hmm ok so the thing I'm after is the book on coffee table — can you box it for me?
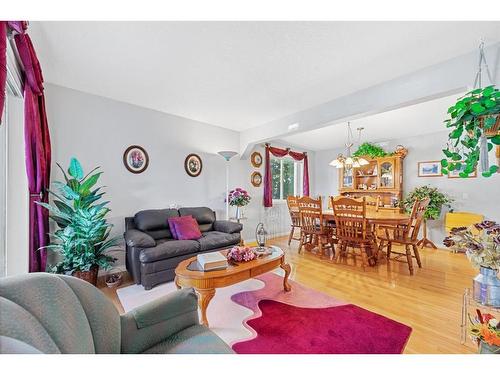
[197,251,228,271]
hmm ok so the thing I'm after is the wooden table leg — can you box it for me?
[280,262,292,292]
[196,288,216,327]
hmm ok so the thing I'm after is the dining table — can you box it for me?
[321,209,411,265]
[322,209,410,226]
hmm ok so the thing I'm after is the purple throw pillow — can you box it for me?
[169,216,202,240]
[167,216,185,239]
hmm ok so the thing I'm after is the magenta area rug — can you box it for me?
[231,273,412,354]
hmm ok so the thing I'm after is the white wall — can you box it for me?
[5,93,29,276]
[314,130,500,245]
[45,84,314,270]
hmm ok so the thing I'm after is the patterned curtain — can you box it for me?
[263,144,309,208]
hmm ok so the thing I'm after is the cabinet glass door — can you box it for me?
[379,161,394,188]
[342,168,353,188]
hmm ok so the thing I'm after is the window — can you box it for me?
[271,157,303,200]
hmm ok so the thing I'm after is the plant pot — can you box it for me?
[479,341,500,354]
[480,115,500,137]
[105,273,123,288]
[73,265,99,286]
[473,266,500,307]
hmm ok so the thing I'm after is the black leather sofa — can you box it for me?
[124,207,243,290]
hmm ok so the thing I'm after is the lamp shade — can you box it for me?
[217,151,238,161]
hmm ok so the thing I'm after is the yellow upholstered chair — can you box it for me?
[445,212,484,235]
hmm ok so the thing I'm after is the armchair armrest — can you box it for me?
[124,229,156,248]
[213,220,243,234]
[120,288,199,353]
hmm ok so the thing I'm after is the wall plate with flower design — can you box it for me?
[251,171,262,187]
[251,151,263,168]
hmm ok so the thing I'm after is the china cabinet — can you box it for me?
[338,155,404,211]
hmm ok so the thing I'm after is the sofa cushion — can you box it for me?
[178,207,215,232]
[139,240,200,263]
[196,231,240,252]
[134,209,180,240]
[143,324,234,354]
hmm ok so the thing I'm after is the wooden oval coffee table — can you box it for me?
[174,246,291,327]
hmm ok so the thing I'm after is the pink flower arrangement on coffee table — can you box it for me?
[227,246,256,262]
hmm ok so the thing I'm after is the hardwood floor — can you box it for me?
[101,236,478,354]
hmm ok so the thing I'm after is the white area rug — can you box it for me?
[116,275,278,345]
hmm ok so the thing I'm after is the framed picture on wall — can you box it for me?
[123,145,149,174]
[184,153,203,177]
[418,161,442,177]
[448,164,477,179]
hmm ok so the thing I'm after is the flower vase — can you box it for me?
[479,341,500,354]
[473,266,500,307]
[235,206,243,220]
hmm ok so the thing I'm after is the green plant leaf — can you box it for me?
[482,171,492,178]
[440,159,448,167]
[484,99,496,109]
[450,127,463,139]
[489,165,499,174]
[482,85,495,97]
[448,163,456,171]
[470,103,485,114]
[442,168,448,175]
[80,172,102,194]
[451,153,462,161]
[484,116,497,128]
[442,149,453,158]
[459,172,468,178]
[491,135,500,145]
[68,158,84,180]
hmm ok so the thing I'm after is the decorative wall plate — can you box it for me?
[123,145,149,174]
[184,153,203,177]
[251,151,263,168]
[251,171,262,187]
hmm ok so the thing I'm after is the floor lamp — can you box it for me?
[217,151,238,220]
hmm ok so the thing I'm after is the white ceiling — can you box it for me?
[30,21,500,131]
[279,92,463,151]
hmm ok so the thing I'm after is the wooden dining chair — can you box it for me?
[297,196,335,258]
[286,195,302,245]
[330,196,377,270]
[377,198,430,275]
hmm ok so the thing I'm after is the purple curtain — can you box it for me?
[263,144,310,208]
[10,21,52,272]
[0,21,6,123]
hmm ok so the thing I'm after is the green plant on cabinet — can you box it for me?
[352,142,392,158]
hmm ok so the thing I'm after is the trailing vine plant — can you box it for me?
[441,85,500,178]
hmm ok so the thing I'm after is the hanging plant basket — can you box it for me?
[481,114,500,137]
[441,85,500,178]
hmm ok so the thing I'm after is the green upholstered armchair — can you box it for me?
[0,273,233,354]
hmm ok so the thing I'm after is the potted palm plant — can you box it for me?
[36,158,119,285]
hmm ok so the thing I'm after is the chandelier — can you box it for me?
[329,122,369,169]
